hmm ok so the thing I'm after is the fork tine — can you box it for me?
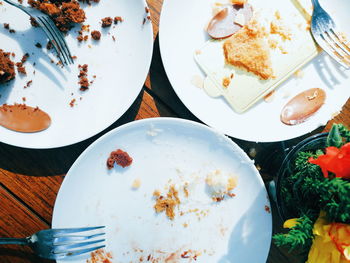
[328,29,350,56]
[53,245,106,259]
[35,17,67,65]
[53,239,105,253]
[54,232,105,243]
[318,33,350,69]
[52,226,105,236]
[322,33,350,66]
[41,16,73,64]
[37,16,68,65]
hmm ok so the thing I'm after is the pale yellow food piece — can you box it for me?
[223,20,274,80]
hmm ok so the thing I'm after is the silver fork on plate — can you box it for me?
[310,0,350,69]
[0,226,105,260]
[3,0,74,66]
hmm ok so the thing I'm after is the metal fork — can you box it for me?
[0,226,105,260]
[310,0,350,69]
[3,0,74,66]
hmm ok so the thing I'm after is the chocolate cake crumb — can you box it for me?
[21,53,29,63]
[3,23,16,33]
[0,49,16,83]
[114,16,123,24]
[71,55,77,60]
[15,62,26,75]
[77,25,89,42]
[22,97,26,102]
[69,98,76,107]
[24,80,33,88]
[35,42,42,48]
[91,30,101,40]
[145,7,149,13]
[46,41,53,50]
[112,35,116,41]
[78,64,90,90]
[30,17,39,27]
[28,0,86,32]
[101,17,113,27]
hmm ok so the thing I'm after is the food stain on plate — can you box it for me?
[0,104,51,133]
[280,88,326,125]
[207,3,253,39]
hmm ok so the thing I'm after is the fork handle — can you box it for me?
[311,0,321,8]
[0,238,29,245]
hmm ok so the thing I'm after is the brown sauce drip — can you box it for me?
[0,104,51,133]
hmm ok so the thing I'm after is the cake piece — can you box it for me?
[223,20,274,80]
[0,49,16,84]
[28,0,86,32]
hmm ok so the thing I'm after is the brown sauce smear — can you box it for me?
[207,4,253,39]
[280,88,326,125]
[0,104,51,133]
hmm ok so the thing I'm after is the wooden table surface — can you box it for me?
[0,0,349,262]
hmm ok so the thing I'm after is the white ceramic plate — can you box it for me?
[52,118,272,263]
[159,0,350,142]
[0,0,153,148]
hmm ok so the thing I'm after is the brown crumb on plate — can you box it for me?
[101,17,113,27]
[86,248,113,263]
[154,185,180,220]
[91,30,101,40]
[69,98,76,107]
[106,149,133,169]
[28,0,86,32]
[78,64,89,90]
[114,16,123,24]
[0,49,16,84]
[24,80,33,89]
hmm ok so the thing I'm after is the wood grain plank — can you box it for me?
[0,187,52,263]
[0,171,63,224]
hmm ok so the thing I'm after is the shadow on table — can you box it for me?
[0,89,143,176]
[147,35,201,121]
[0,247,53,263]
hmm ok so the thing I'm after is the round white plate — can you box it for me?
[0,0,153,148]
[159,0,350,142]
[52,118,272,263]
